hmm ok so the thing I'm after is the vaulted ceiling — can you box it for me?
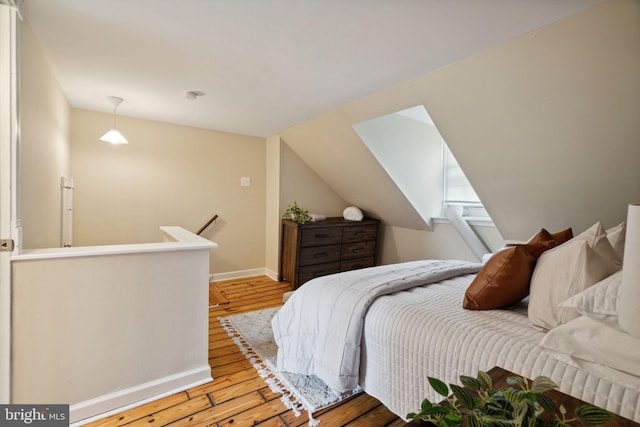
[23,0,604,138]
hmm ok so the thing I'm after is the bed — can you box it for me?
[272,222,640,423]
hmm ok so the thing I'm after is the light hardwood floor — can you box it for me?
[83,275,405,427]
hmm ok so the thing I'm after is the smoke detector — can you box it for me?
[184,91,205,100]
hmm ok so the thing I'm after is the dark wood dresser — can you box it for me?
[279,217,380,289]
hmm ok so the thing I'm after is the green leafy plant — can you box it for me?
[283,202,312,224]
[407,371,613,426]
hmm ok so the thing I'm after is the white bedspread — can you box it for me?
[272,259,482,392]
[360,274,640,422]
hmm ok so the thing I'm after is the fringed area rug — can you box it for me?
[219,307,362,426]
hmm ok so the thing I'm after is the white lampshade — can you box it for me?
[99,96,128,144]
[99,128,128,145]
[619,203,640,338]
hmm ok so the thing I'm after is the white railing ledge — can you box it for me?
[160,226,217,245]
[12,226,218,261]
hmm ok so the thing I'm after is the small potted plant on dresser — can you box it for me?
[407,368,617,427]
[283,202,312,224]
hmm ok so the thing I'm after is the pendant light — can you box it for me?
[99,96,129,144]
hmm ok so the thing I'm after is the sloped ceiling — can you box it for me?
[279,0,640,240]
[22,0,604,138]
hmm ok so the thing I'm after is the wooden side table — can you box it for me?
[405,367,639,426]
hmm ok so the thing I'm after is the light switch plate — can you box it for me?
[241,177,251,187]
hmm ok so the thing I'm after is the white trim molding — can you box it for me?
[0,2,19,404]
[210,267,279,283]
[70,366,212,425]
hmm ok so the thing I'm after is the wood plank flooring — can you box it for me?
[83,275,405,427]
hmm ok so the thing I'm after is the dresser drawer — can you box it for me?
[299,244,341,266]
[280,217,379,289]
[300,227,342,247]
[299,262,340,284]
[342,224,377,243]
[341,240,376,260]
[340,257,375,272]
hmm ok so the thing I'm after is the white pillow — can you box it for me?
[540,316,640,379]
[560,270,621,322]
[575,222,622,266]
[528,222,621,331]
[606,221,626,261]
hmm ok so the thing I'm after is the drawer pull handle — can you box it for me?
[353,248,364,253]
[315,234,330,238]
[314,252,328,258]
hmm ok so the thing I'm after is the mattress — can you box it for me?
[359,273,640,422]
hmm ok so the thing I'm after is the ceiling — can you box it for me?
[21,0,604,138]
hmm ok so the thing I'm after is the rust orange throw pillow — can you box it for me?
[463,241,557,310]
[528,227,573,245]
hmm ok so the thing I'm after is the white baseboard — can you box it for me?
[70,365,212,425]
[210,267,279,282]
[263,268,278,281]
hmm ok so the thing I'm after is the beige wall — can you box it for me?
[379,222,504,265]
[280,0,640,246]
[428,0,640,240]
[264,136,347,275]
[279,140,347,218]
[70,109,266,274]
[19,20,71,249]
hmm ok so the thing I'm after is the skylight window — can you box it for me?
[353,105,491,228]
[444,144,480,204]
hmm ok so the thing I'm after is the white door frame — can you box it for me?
[0,3,20,403]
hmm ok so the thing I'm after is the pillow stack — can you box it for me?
[527,222,622,331]
[537,222,637,384]
[462,228,572,310]
[463,221,626,327]
[523,215,637,385]
[559,270,622,323]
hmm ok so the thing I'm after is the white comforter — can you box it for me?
[360,274,640,422]
[271,259,482,392]
[273,260,640,423]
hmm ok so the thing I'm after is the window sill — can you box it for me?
[433,216,495,227]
